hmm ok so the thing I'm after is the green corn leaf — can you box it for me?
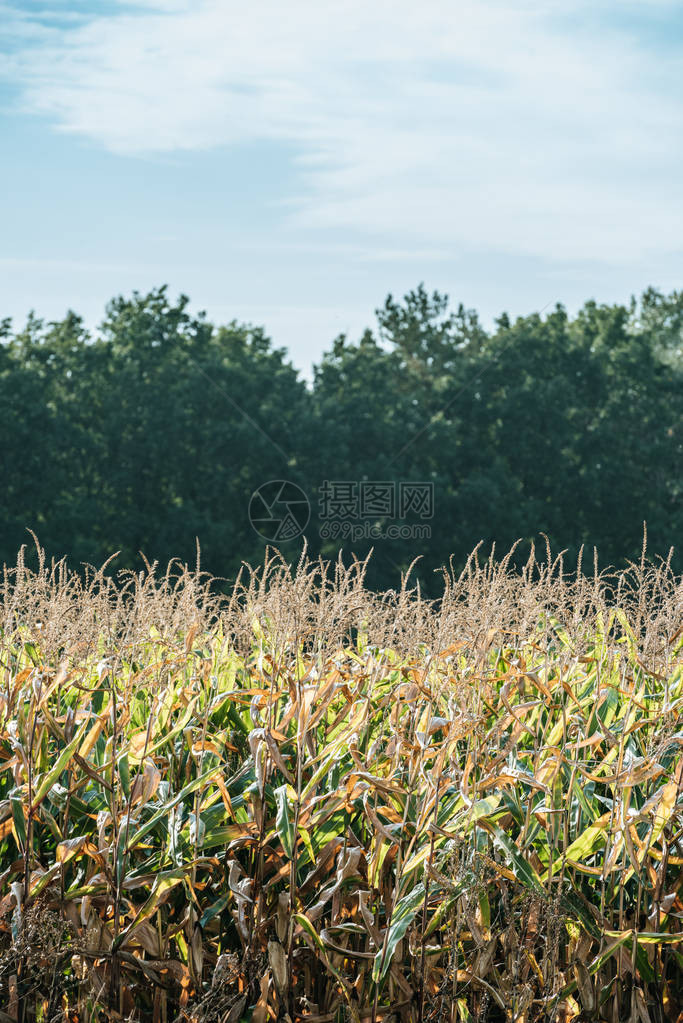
[275,784,295,859]
[119,753,131,800]
[32,714,93,808]
[113,869,188,950]
[294,912,350,993]
[542,820,608,881]
[200,893,230,928]
[604,929,683,945]
[125,766,217,853]
[490,826,544,894]
[10,789,26,851]
[372,883,426,983]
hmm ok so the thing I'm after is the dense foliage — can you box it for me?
[1,284,681,589]
[0,547,681,1022]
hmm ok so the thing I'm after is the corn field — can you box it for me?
[0,543,682,1023]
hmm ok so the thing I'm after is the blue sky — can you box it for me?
[2,0,683,372]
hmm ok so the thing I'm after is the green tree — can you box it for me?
[1,284,680,586]
[93,287,310,573]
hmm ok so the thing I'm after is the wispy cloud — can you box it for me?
[3,0,683,263]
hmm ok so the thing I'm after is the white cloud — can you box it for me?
[4,0,683,263]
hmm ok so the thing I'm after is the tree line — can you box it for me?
[1,284,681,591]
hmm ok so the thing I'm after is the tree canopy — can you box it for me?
[1,284,681,590]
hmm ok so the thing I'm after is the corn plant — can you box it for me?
[0,543,681,1022]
